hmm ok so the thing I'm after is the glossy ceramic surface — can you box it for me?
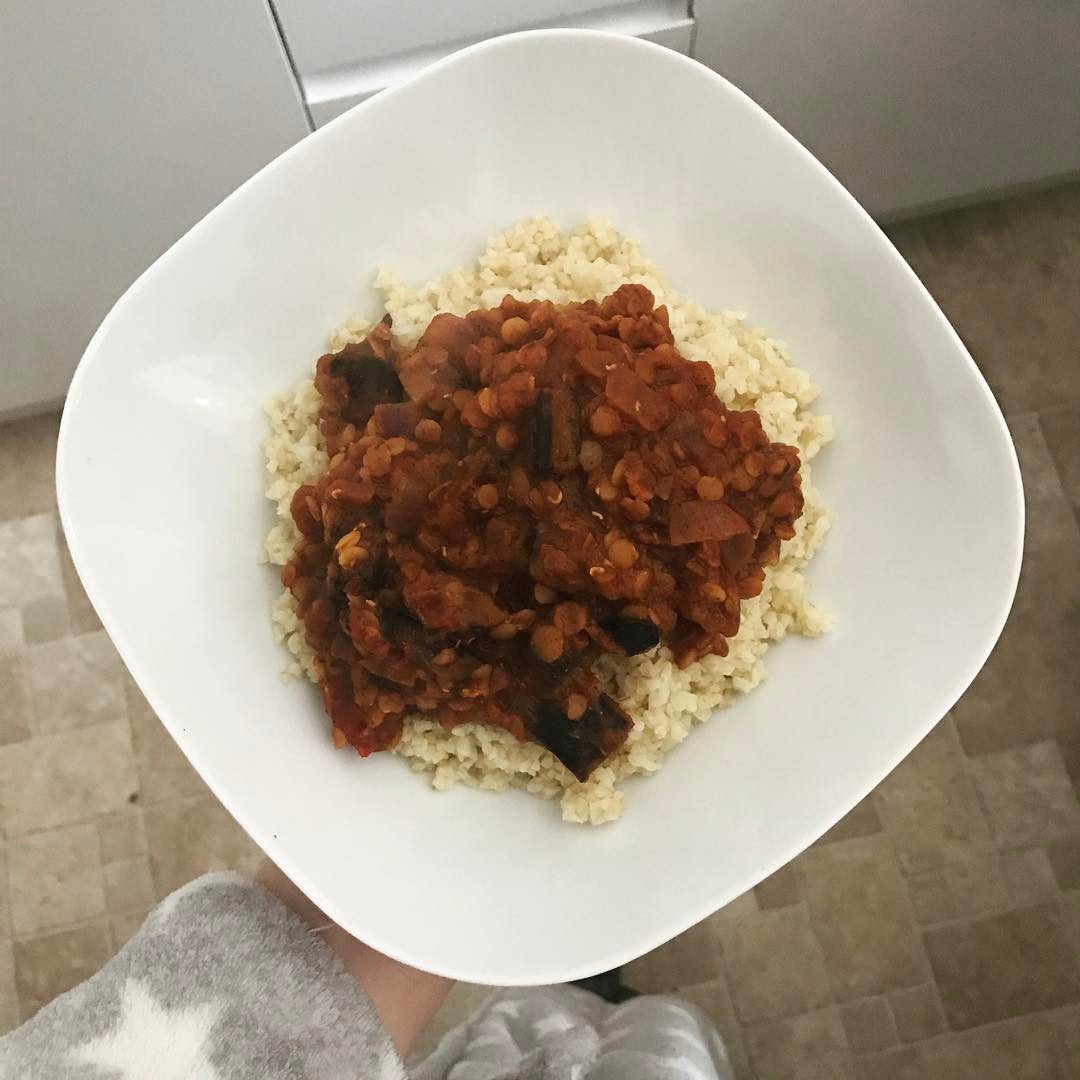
[57,31,1023,984]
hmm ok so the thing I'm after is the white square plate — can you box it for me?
[57,30,1023,984]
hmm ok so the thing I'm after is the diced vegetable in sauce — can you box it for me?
[284,285,803,779]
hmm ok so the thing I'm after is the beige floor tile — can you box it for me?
[0,609,25,658]
[0,414,60,525]
[887,196,1006,278]
[839,996,897,1055]
[1041,405,1080,520]
[0,843,9,938]
[753,863,801,911]
[905,869,957,926]
[906,855,1011,927]
[968,741,1080,849]
[56,528,102,636]
[707,890,759,926]
[27,630,125,734]
[103,856,155,914]
[940,853,1010,918]
[1047,835,1080,891]
[921,1011,1078,1080]
[13,920,112,1020]
[0,514,64,611]
[0,721,138,836]
[625,916,723,994]
[143,794,262,898]
[124,674,207,804]
[6,824,105,936]
[999,848,1060,907]
[20,595,69,647]
[1008,413,1080,552]
[954,543,1080,755]
[0,999,18,1037]
[874,719,990,874]
[994,183,1080,254]
[0,657,31,746]
[744,1007,854,1080]
[888,983,946,1042]
[96,807,147,865]
[676,977,754,1080]
[801,836,929,1002]
[812,795,881,846]
[110,907,152,951]
[1046,1002,1080,1077]
[896,184,1080,279]
[915,228,1080,417]
[0,941,16,1036]
[1059,726,1080,805]
[884,220,933,274]
[718,904,832,1024]
[1063,893,1080,964]
[852,1045,926,1080]
[923,902,1080,1031]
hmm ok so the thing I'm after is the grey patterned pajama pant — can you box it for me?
[0,873,734,1079]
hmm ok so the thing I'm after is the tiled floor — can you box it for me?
[2,182,1079,1076]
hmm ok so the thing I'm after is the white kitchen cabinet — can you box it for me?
[0,1,694,417]
[694,0,1080,218]
[3,0,1078,417]
[277,0,694,126]
[275,0,642,78]
[0,1,311,417]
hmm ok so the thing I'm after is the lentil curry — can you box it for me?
[283,284,804,781]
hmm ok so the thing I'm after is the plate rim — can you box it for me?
[55,27,1025,984]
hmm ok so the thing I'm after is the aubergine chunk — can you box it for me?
[598,614,661,656]
[531,695,633,781]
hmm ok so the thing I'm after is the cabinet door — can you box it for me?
[275,0,651,78]
[0,0,311,415]
[273,0,693,126]
[695,0,1080,218]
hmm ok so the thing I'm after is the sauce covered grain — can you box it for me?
[284,285,803,780]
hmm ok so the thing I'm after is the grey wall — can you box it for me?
[694,0,1080,219]
[0,0,311,416]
